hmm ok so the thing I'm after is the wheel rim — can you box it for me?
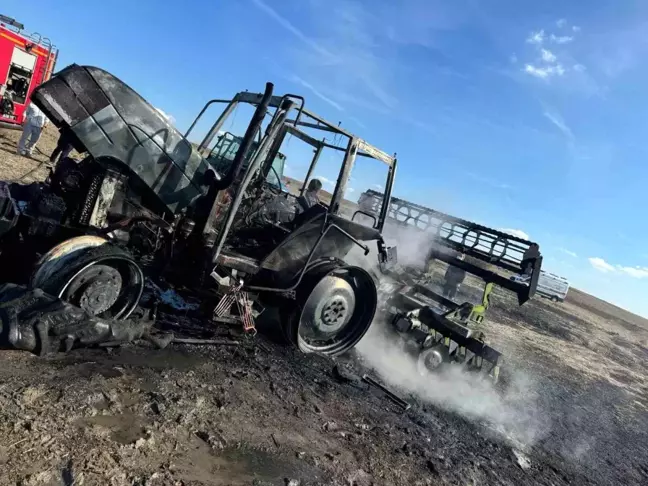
[299,275,356,340]
[293,265,377,356]
[65,264,122,315]
[58,257,144,319]
[417,345,447,376]
[30,237,144,320]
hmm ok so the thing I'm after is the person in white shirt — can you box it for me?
[17,101,48,157]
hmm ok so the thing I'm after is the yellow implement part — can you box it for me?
[469,282,493,325]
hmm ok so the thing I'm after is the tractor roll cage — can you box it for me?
[184,92,398,235]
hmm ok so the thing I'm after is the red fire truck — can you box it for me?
[0,14,58,127]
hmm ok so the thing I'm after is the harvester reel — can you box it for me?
[283,262,377,356]
[30,236,144,320]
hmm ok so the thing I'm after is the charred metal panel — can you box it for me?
[31,65,211,214]
[327,214,381,242]
[216,251,261,275]
[261,217,354,276]
[356,139,393,165]
[260,213,380,277]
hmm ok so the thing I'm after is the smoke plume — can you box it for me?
[347,222,548,448]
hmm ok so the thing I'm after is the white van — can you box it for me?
[510,271,570,302]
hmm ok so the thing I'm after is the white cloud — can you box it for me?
[155,108,175,124]
[572,26,581,33]
[541,48,557,63]
[251,0,335,60]
[588,257,648,278]
[618,266,648,279]
[524,64,549,78]
[543,110,573,139]
[373,183,383,190]
[291,75,344,111]
[558,248,578,258]
[499,228,530,240]
[526,29,545,45]
[589,257,615,273]
[510,54,518,64]
[349,116,366,129]
[524,63,565,79]
[521,24,584,82]
[252,0,398,111]
[347,187,355,193]
[550,34,574,44]
[464,171,511,190]
[526,30,546,45]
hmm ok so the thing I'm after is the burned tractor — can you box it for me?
[0,64,398,356]
[357,190,543,383]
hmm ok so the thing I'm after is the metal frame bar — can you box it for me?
[187,87,399,249]
[329,137,358,215]
[191,91,396,168]
[300,145,323,197]
[210,99,294,262]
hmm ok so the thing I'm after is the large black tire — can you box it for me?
[282,261,377,356]
[30,236,144,319]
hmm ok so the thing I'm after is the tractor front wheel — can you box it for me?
[30,236,144,319]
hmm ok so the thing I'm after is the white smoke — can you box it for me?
[346,223,548,448]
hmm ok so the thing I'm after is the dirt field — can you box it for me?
[1,126,647,485]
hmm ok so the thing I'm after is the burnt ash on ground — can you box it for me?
[1,126,648,485]
[0,320,603,486]
[0,300,646,485]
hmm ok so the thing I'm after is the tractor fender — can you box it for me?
[31,236,110,291]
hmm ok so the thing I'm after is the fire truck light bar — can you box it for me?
[0,15,24,31]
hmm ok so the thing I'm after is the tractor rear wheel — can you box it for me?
[282,261,377,356]
[30,236,144,319]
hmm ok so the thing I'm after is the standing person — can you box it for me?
[17,101,48,157]
[442,254,466,301]
[50,128,76,165]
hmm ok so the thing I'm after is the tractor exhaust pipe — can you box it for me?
[213,82,274,190]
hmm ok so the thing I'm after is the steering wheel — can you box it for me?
[266,165,283,195]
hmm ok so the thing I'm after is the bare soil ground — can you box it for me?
[1,127,647,485]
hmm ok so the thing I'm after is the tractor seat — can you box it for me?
[288,203,327,231]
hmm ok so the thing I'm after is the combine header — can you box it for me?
[358,189,543,383]
[0,14,58,127]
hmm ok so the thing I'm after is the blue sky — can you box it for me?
[6,0,648,317]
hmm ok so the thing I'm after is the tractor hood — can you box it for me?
[30,64,213,215]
